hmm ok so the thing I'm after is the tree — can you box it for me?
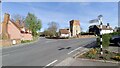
[25,13,42,36]
[43,22,59,38]
[43,30,49,36]
[48,22,59,37]
[12,14,25,23]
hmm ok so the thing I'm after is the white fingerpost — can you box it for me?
[98,15,103,55]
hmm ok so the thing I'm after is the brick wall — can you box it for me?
[21,33,33,40]
[0,39,21,47]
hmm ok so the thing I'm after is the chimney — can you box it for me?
[3,13,10,24]
[107,23,110,28]
[2,13,10,39]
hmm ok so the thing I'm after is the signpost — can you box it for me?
[89,15,103,55]
[98,15,103,55]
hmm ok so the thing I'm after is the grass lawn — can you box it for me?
[21,36,39,43]
[78,48,120,62]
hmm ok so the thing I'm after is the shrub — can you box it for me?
[87,53,96,59]
[21,40,32,43]
[97,34,111,47]
[90,49,97,54]
[102,34,111,47]
[112,56,120,61]
[102,54,111,60]
[110,32,120,36]
[97,32,120,48]
[86,49,97,59]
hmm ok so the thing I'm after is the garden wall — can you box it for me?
[0,39,21,47]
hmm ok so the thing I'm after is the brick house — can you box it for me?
[59,29,71,38]
[70,20,81,36]
[89,23,113,35]
[1,13,33,45]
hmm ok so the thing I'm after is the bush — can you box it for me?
[21,40,32,43]
[86,48,97,59]
[102,34,111,47]
[112,56,120,61]
[97,32,120,48]
[110,32,120,36]
[97,34,111,47]
[87,53,96,59]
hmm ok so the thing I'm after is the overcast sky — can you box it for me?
[2,2,118,32]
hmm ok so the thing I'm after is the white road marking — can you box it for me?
[73,49,86,56]
[74,48,90,59]
[68,47,82,54]
[78,49,88,55]
[43,60,58,68]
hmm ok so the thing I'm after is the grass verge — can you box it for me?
[21,36,39,43]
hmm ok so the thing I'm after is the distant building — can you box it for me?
[89,23,113,35]
[69,20,81,36]
[59,29,71,38]
[114,27,120,32]
[117,27,120,32]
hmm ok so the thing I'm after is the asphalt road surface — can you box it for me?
[2,37,96,66]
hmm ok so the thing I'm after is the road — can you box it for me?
[2,37,96,66]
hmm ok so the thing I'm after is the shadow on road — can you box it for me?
[109,44,120,47]
[83,41,99,49]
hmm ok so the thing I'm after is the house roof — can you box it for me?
[59,29,69,34]
[10,20,21,31]
[10,20,29,31]
[96,25,113,30]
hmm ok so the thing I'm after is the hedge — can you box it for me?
[97,32,120,48]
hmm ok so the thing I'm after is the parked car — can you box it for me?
[110,35,120,46]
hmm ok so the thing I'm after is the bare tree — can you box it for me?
[12,14,25,23]
[48,22,58,31]
[46,21,59,37]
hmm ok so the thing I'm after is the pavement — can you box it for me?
[55,57,118,66]
[108,45,120,53]
[2,37,96,66]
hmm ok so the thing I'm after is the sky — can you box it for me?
[2,0,119,2]
[2,2,118,32]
